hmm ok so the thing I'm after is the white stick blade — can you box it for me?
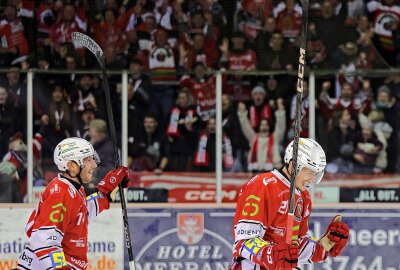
[71,32,103,58]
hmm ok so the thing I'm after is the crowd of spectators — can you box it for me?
[0,0,400,201]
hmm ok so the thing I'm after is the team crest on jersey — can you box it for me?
[294,198,303,222]
[177,213,204,245]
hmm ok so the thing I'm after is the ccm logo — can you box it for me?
[184,190,237,201]
[297,47,306,93]
[266,246,273,264]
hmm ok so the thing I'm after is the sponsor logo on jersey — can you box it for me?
[269,225,286,236]
[236,229,261,236]
[68,187,76,198]
[263,177,277,186]
[50,184,61,194]
[70,237,86,247]
[19,251,33,266]
[294,197,304,222]
[49,250,67,268]
[177,213,204,245]
[71,256,88,268]
[110,176,116,183]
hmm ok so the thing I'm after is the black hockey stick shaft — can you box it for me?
[286,0,309,245]
[71,32,136,270]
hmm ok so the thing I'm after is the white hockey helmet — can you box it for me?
[54,137,100,171]
[284,138,326,184]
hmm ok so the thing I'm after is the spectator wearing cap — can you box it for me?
[0,85,15,158]
[237,98,286,173]
[89,119,114,181]
[0,4,29,67]
[40,84,72,158]
[245,85,273,132]
[129,113,170,175]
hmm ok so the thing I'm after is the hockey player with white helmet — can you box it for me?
[17,137,129,270]
[230,138,350,270]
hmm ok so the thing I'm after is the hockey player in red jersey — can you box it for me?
[230,138,349,269]
[17,137,129,270]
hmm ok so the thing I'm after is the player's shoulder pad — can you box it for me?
[45,177,79,200]
[244,172,279,188]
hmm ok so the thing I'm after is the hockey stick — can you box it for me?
[285,0,309,245]
[71,32,136,270]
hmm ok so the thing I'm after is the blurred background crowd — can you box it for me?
[0,0,399,202]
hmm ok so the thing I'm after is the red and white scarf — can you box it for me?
[166,107,195,137]
[249,105,272,130]
[248,134,274,171]
[167,107,181,136]
[194,132,234,168]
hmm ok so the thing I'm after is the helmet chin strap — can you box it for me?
[66,166,84,185]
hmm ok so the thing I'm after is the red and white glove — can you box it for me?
[265,243,299,269]
[320,215,350,257]
[97,166,129,200]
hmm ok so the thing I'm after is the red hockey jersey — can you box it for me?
[231,169,319,269]
[17,175,109,269]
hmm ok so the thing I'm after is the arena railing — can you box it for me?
[4,67,398,203]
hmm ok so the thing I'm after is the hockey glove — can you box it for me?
[319,215,349,257]
[97,166,129,201]
[236,238,299,269]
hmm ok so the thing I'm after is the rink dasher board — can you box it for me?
[1,204,399,270]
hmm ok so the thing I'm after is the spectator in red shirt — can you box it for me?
[92,8,128,54]
[179,62,217,123]
[275,0,303,44]
[220,31,256,102]
[47,3,86,59]
[0,4,29,66]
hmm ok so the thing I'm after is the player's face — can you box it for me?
[295,167,317,191]
[80,156,98,183]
